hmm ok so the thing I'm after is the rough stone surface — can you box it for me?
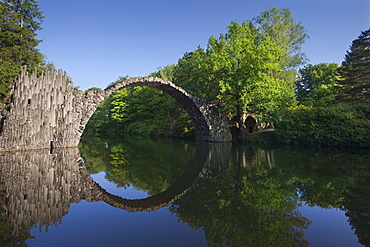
[0,67,231,151]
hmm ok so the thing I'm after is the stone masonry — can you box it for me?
[0,67,231,151]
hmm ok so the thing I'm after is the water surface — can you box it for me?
[0,136,368,246]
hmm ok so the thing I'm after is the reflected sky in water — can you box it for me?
[299,205,360,247]
[29,197,206,247]
[0,136,367,246]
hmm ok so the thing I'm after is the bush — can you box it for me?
[276,99,370,148]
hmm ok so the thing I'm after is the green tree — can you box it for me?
[158,64,176,81]
[107,71,195,138]
[252,7,308,97]
[82,95,114,136]
[110,87,130,124]
[206,21,294,139]
[85,87,102,92]
[340,28,370,99]
[295,63,342,106]
[253,7,308,70]
[0,0,44,99]
[110,86,182,136]
[276,100,370,148]
[0,59,18,98]
[82,77,129,137]
[174,20,298,140]
[107,75,130,87]
[173,47,217,99]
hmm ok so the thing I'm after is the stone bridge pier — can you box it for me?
[0,67,231,151]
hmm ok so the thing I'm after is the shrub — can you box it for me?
[276,99,370,147]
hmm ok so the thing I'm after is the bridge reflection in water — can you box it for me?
[1,141,367,246]
[0,142,229,236]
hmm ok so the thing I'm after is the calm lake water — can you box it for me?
[0,135,369,246]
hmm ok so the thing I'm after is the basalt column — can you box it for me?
[0,67,82,150]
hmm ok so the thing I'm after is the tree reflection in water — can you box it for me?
[0,134,368,246]
[170,145,311,247]
[169,144,370,246]
[80,135,370,246]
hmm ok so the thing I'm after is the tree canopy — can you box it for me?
[252,7,308,91]
[0,0,44,100]
[340,27,370,99]
[252,7,308,69]
[78,9,369,147]
[295,63,342,106]
[173,19,297,140]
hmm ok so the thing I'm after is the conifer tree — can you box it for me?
[340,28,370,99]
[0,0,44,100]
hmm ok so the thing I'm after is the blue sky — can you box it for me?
[37,0,369,91]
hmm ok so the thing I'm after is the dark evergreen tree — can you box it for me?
[0,0,44,100]
[340,28,370,99]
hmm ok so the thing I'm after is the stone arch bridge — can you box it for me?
[0,67,231,151]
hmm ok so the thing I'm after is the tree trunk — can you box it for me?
[236,104,246,141]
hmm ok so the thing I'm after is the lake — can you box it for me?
[0,135,369,246]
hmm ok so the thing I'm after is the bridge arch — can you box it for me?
[82,77,214,142]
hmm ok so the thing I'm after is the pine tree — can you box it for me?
[340,28,370,99]
[0,0,44,100]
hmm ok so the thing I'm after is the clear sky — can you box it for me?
[37,0,370,91]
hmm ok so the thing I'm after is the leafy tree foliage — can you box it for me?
[340,28,370,99]
[0,0,44,100]
[252,7,308,70]
[295,63,342,106]
[158,64,176,81]
[174,21,296,140]
[85,87,102,92]
[252,7,309,99]
[213,21,295,112]
[111,87,169,134]
[173,47,215,98]
[276,28,370,148]
[276,97,370,147]
[83,71,195,139]
[109,86,194,138]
